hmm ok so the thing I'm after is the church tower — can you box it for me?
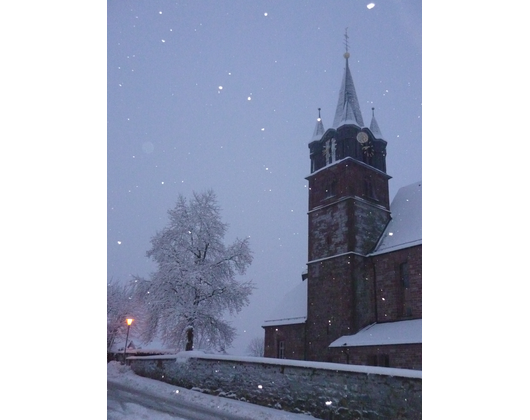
[305,43,392,361]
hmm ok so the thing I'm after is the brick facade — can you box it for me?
[305,253,375,361]
[370,245,422,322]
[264,323,306,360]
[328,343,422,370]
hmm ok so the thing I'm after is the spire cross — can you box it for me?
[343,28,349,53]
[318,108,321,119]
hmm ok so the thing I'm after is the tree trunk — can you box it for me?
[185,327,194,351]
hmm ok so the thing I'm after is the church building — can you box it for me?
[262,46,422,371]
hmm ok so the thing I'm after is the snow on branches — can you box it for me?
[134,190,254,352]
[107,278,137,351]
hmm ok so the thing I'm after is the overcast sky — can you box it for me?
[107,0,422,354]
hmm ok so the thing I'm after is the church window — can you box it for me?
[400,262,412,318]
[378,354,389,367]
[400,262,410,288]
[277,341,285,359]
[322,138,337,165]
[323,141,331,165]
[368,354,389,367]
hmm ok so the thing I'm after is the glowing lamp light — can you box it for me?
[123,318,135,364]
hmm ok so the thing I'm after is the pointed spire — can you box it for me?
[311,107,325,141]
[333,29,364,129]
[340,93,357,125]
[369,107,383,139]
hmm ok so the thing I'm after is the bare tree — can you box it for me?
[134,190,254,352]
[107,278,137,351]
[246,336,265,357]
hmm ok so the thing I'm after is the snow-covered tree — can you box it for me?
[107,278,137,351]
[246,336,265,357]
[134,190,254,352]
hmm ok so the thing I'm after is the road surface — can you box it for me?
[107,380,252,420]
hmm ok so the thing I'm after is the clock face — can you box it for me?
[356,131,369,144]
[362,144,375,157]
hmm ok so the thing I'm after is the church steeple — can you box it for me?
[369,107,383,139]
[305,34,392,362]
[311,108,325,141]
[332,30,364,129]
[308,33,388,175]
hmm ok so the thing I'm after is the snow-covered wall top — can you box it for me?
[129,350,421,379]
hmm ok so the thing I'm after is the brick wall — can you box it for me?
[370,245,422,322]
[263,323,306,359]
[264,246,422,366]
[328,343,422,370]
[306,254,376,361]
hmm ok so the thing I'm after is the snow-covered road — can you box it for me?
[108,380,249,420]
[107,361,318,420]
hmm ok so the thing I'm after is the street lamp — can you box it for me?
[123,318,134,364]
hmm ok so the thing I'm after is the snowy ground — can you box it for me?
[107,361,318,419]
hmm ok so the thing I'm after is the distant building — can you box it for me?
[262,48,421,370]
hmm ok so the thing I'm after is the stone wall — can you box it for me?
[128,352,421,420]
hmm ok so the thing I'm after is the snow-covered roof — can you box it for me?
[329,319,422,347]
[261,280,307,327]
[371,181,422,255]
[306,156,388,180]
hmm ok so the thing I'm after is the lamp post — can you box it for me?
[123,318,134,364]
